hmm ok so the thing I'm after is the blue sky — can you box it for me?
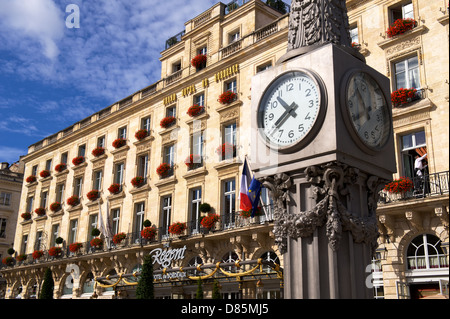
[0,0,223,163]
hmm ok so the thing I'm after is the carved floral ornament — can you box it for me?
[260,162,388,254]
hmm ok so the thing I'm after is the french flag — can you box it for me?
[239,159,253,212]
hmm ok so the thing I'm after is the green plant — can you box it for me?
[136,254,154,299]
[91,228,101,237]
[7,248,15,256]
[212,280,221,299]
[195,279,204,299]
[199,203,211,213]
[55,237,64,245]
[39,268,54,299]
[143,219,152,227]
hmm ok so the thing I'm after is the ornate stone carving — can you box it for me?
[287,0,351,51]
[261,162,385,254]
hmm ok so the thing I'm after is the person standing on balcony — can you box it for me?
[414,152,428,196]
[415,153,427,177]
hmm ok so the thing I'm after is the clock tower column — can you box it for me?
[250,0,396,299]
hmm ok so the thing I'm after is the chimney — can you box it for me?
[1,162,9,170]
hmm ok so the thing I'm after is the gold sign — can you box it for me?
[163,93,177,106]
[215,64,239,82]
[182,84,196,97]
[202,78,209,88]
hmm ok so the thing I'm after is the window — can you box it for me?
[93,170,103,191]
[401,130,427,179]
[61,152,68,165]
[141,116,151,132]
[257,62,272,73]
[394,56,420,90]
[118,126,127,140]
[31,165,38,177]
[134,202,145,234]
[56,183,65,203]
[0,218,7,238]
[78,144,86,157]
[166,105,177,118]
[407,234,448,270]
[88,214,98,241]
[111,208,120,235]
[349,25,359,44]
[40,191,48,208]
[172,61,182,73]
[390,1,414,23]
[69,219,78,244]
[73,177,83,197]
[45,159,52,171]
[35,231,43,250]
[198,46,207,55]
[221,122,237,160]
[26,196,34,213]
[163,144,175,172]
[0,192,11,206]
[194,93,205,107]
[226,79,237,94]
[21,235,28,255]
[137,154,149,180]
[190,188,202,234]
[50,224,60,247]
[190,131,204,168]
[229,30,240,44]
[161,195,172,238]
[223,179,236,228]
[97,136,105,148]
[114,162,125,185]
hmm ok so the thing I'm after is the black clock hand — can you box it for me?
[268,102,298,137]
[277,96,298,118]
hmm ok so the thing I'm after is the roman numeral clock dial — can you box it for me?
[257,70,326,152]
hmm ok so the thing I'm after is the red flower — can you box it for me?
[16,254,27,262]
[185,154,202,170]
[168,222,187,235]
[2,257,15,266]
[131,176,145,187]
[391,88,417,106]
[92,147,105,157]
[187,104,205,117]
[191,54,207,69]
[240,207,263,218]
[67,195,80,207]
[69,243,83,253]
[26,176,37,184]
[384,177,414,194]
[135,129,149,141]
[50,202,62,212]
[216,143,236,158]
[218,91,237,104]
[54,163,67,173]
[201,214,220,229]
[86,190,100,201]
[32,250,44,260]
[48,246,62,257]
[113,232,127,244]
[160,116,176,129]
[108,183,121,194]
[34,207,46,217]
[157,163,172,177]
[90,238,103,248]
[141,226,157,240]
[21,212,32,220]
[387,18,417,38]
[72,156,85,166]
[40,170,51,178]
[112,138,127,149]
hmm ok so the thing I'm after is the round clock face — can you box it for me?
[257,71,324,151]
[346,71,391,150]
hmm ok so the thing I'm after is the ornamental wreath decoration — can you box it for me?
[86,190,100,201]
[92,147,105,157]
[55,163,67,173]
[386,18,417,38]
[67,195,80,207]
[48,246,62,257]
[113,232,127,245]
[218,91,237,104]
[168,222,187,235]
[32,250,44,260]
[156,163,172,177]
[72,156,85,166]
[26,176,37,184]
[141,226,157,240]
[186,104,205,117]
[135,129,149,141]
[69,242,83,253]
[112,138,127,149]
[391,88,417,107]
[384,177,414,194]
[108,183,121,194]
[131,176,145,187]
[160,116,176,129]
[200,214,220,229]
[191,54,207,69]
[40,170,51,178]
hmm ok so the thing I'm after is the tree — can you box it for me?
[195,279,204,299]
[212,280,221,299]
[266,0,287,14]
[136,254,154,299]
[39,268,54,299]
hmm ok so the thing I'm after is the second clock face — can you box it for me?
[257,71,322,150]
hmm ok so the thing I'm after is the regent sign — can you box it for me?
[149,245,187,268]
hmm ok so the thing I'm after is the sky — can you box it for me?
[0,0,225,164]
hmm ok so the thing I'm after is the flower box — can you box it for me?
[50,202,62,212]
[108,183,122,195]
[21,212,32,221]
[135,129,149,141]
[240,207,263,218]
[185,154,202,170]
[2,257,14,266]
[141,226,157,240]
[34,207,46,217]
[187,104,205,117]
[351,42,361,49]
[26,175,37,184]
[168,222,187,235]
[16,254,27,262]
[48,246,62,257]
[216,143,236,159]
[191,54,207,69]
[160,116,176,129]
[387,18,417,38]
[86,190,100,201]
[384,177,414,194]
[32,250,44,260]
[54,163,67,173]
[157,163,172,178]
[40,170,51,178]
[90,237,103,249]
[69,242,83,253]
[391,88,418,107]
[67,195,80,207]
[201,214,220,229]
[112,138,127,149]
[218,91,237,104]
[113,232,127,245]
[72,156,85,166]
[131,176,145,188]
[92,147,105,157]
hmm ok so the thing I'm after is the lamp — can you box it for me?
[375,246,388,260]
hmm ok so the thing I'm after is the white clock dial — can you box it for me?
[346,72,390,150]
[258,71,322,150]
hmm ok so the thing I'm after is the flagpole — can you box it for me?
[245,155,269,220]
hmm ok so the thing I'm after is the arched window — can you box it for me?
[260,251,280,272]
[221,251,239,272]
[406,234,448,270]
[82,272,95,295]
[187,256,203,276]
